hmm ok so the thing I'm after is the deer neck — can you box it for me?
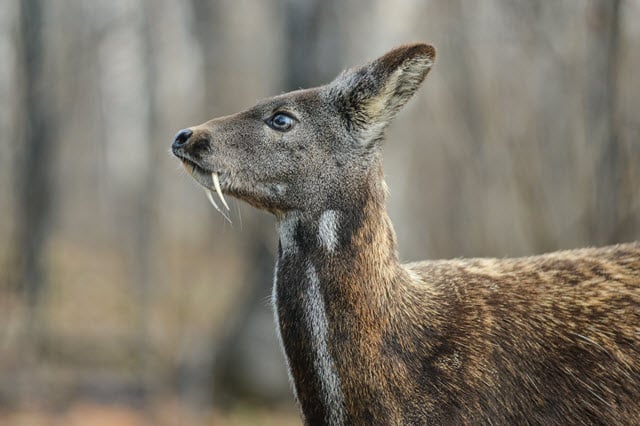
[275,163,401,307]
[272,163,402,424]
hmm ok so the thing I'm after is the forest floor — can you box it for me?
[0,398,300,426]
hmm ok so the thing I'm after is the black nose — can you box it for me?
[172,128,193,149]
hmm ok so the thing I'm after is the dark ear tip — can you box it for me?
[380,42,436,71]
[403,42,436,62]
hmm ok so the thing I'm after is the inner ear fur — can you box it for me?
[331,43,435,136]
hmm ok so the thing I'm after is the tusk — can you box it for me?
[211,172,230,210]
[205,188,221,211]
[205,189,232,224]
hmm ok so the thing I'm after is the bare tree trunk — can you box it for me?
[586,0,622,244]
[9,0,56,405]
[419,0,489,257]
[127,0,162,413]
[14,0,54,338]
[189,0,223,112]
[283,0,343,88]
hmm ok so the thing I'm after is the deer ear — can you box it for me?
[330,43,435,142]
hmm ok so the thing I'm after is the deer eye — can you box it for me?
[266,112,296,132]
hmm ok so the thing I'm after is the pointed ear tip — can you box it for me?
[382,43,436,69]
[406,42,436,62]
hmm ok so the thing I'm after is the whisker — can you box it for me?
[236,199,244,231]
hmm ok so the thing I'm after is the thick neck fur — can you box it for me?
[276,159,400,283]
[273,157,640,425]
[273,160,405,424]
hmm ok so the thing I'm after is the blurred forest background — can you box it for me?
[1,0,639,424]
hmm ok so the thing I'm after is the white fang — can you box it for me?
[205,189,232,224]
[318,210,340,253]
[305,263,345,425]
[211,172,230,210]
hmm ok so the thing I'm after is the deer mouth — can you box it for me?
[178,157,232,223]
[179,157,208,178]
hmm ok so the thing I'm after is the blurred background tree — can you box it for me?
[0,0,638,424]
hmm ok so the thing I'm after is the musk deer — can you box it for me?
[172,43,640,425]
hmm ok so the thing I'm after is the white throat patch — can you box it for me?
[271,261,301,411]
[318,210,340,253]
[304,263,345,425]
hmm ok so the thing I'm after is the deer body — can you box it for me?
[173,43,640,424]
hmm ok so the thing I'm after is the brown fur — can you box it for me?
[288,164,640,424]
[173,43,640,424]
